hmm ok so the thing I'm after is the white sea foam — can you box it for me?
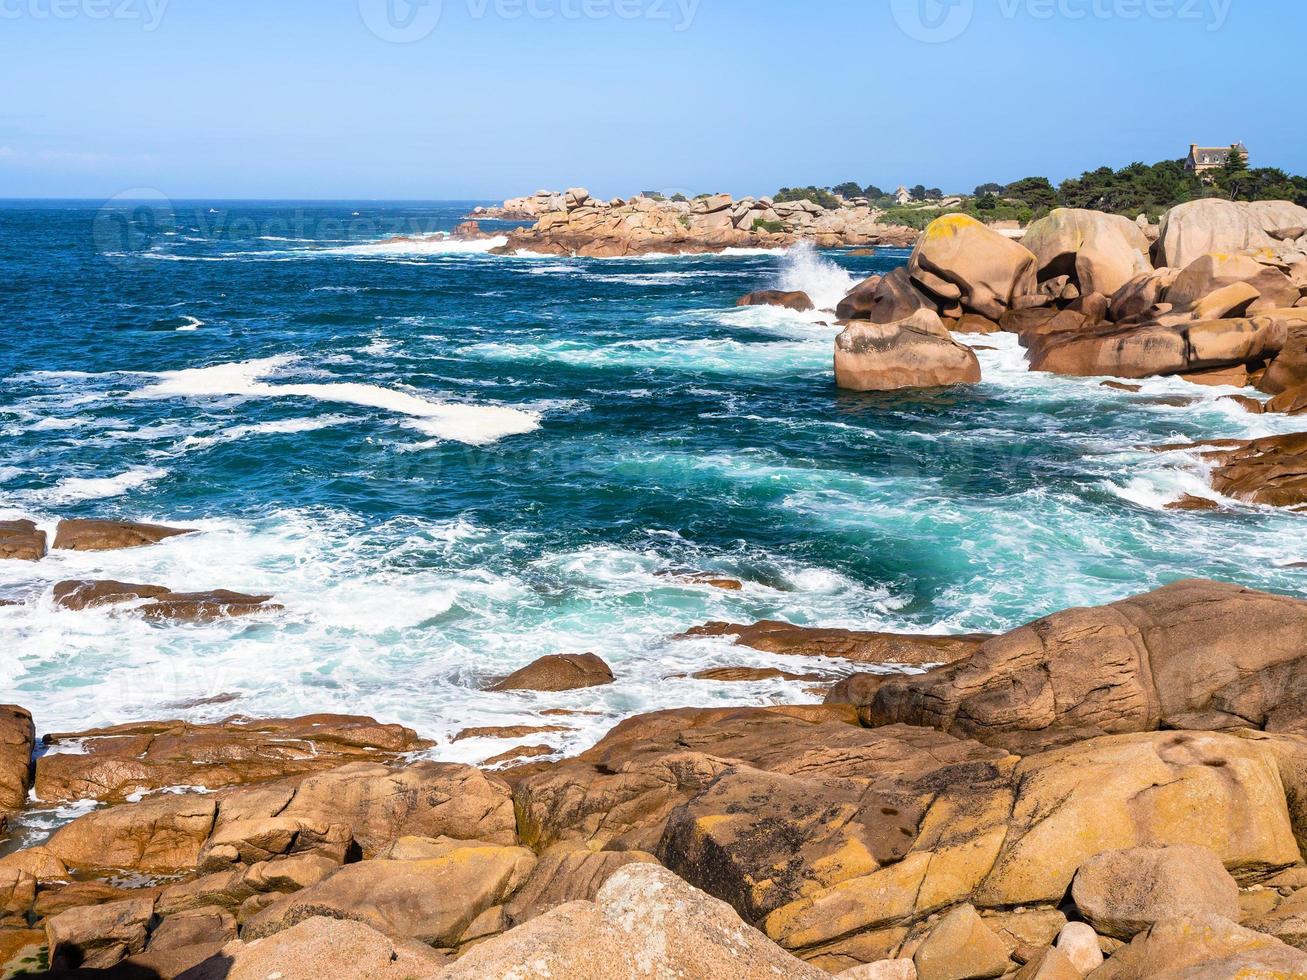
[133,357,540,445]
[777,242,857,312]
[33,466,168,505]
[324,236,508,257]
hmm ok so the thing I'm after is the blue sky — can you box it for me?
[0,0,1300,199]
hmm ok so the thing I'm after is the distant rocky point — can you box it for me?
[467,187,919,257]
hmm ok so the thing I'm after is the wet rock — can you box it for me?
[869,579,1307,743]
[454,724,572,742]
[36,714,429,804]
[1071,845,1240,940]
[1203,433,1307,509]
[0,706,34,832]
[489,653,615,692]
[46,793,219,874]
[0,520,46,561]
[737,289,815,312]
[683,619,989,666]
[1261,321,1307,392]
[658,571,744,590]
[835,309,982,391]
[1166,494,1221,512]
[244,845,536,946]
[1100,380,1142,392]
[140,589,281,622]
[52,579,171,611]
[441,863,828,980]
[688,666,827,682]
[483,744,555,766]
[1179,364,1250,387]
[837,274,886,320]
[954,313,1001,334]
[1267,383,1307,414]
[1091,913,1307,979]
[52,518,195,552]
[45,895,155,971]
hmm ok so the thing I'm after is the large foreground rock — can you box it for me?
[35,714,429,804]
[835,309,982,391]
[870,579,1307,743]
[1021,208,1152,298]
[442,863,828,979]
[908,214,1038,319]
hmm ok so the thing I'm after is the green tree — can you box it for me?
[974,182,1003,197]
[862,184,885,199]
[975,192,998,211]
[910,184,928,201]
[1004,176,1059,210]
[831,181,865,199]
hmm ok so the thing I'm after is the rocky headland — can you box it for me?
[468,188,919,257]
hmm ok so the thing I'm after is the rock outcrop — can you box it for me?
[489,653,615,692]
[682,620,989,666]
[835,309,982,391]
[1157,199,1307,270]
[0,706,34,836]
[52,579,281,620]
[868,579,1307,744]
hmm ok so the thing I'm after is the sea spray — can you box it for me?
[777,241,858,311]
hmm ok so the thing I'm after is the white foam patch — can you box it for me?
[466,336,830,376]
[132,357,540,446]
[31,466,168,506]
[323,236,508,257]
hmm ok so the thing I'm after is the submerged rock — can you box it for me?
[52,518,195,552]
[52,580,281,620]
[489,653,615,692]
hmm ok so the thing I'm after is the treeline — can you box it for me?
[801,154,1307,224]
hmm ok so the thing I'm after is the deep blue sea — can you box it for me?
[2,200,1304,761]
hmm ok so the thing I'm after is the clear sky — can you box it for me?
[0,0,1300,199]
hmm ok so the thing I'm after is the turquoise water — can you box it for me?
[1,201,1304,762]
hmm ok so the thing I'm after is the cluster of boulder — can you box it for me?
[5,579,1307,976]
[830,200,1307,397]
[0,519,281,622]
[472,188,918,258]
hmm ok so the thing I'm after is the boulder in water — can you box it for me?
[736,289,814,312]
[0,520,46,561]
[52,519,195,552]
[489,653,615,692]
[835,309,982,391]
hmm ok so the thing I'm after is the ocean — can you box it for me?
[1,200,1303,765]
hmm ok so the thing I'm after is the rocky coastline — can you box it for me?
[4,197,1307,979]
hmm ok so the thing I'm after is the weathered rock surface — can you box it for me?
[35,714,429,804]
[502,847,659,926]
[682,620,989,666]
[1030,314,1288,379]
[737,289,815,312]
[442,863,829,979]
[244,845,536,946]
[912,904,1011,980]
[1022,208,1152,298]
[184,916,447,980]
[837,274,885,320]
[1204,432,1307,509]
[0,706,34,832]
[869,579,1307,742]
[1158,199,1307,270]
[45,895,155,971]
[141,589,282,622]
[0,520,46,561]
[52,579,171,611]
[52,518,195,552]
[1091,913,1307,979]
[1071,845,1240,939]
[489,652,615,692]
[835,309,982,391]
[1168,252,1302,314]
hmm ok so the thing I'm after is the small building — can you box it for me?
[894,186,912,206]
[1186,142,1249,176]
